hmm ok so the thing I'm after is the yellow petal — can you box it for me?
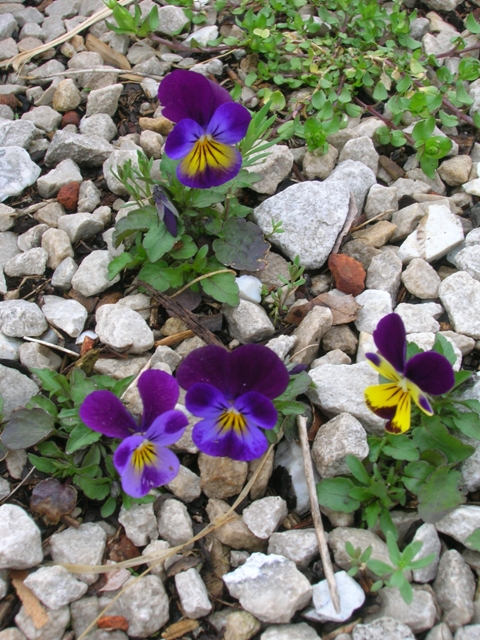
[406,379,434,416]
[365,382,411,434]
[366,353,402,383]
[180,137,237,177]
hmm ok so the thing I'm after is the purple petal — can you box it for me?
[138,370,180,431]
[153,186,179,237]
[177,344,289,400]
[373,313,406,374]
[114,435,180,498]
[79,390,137,438]
[192,416,268,461]
[235,391,277,430]
[158,69,232,128]
[185,383,228,418]
[205,103,252,145]
[176,140,242,189]
[164,118,203,160]
[145,409,188,446]
[163,205,178,237]
[405,351,455,395]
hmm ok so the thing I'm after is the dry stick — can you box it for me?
[297,414,341,613]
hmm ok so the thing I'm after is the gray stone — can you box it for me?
[100,575,169,638]
[19,342,62,372]
[52,78,81,112]
[0,504,43,569]
[390,203,426,242]
[266,334,297,360]
[41,295,87,338]
[438,156,472,186]
[0,364,38,419]
[455,245,480,282]
[252,181,351,269]
[45,130,113,167]
[0,36,17,61]
[157,4,189,35]
[366,250,402,302]
[37,158,82,198]
[365,184,398,220]
[151,345,182,371]
[79,113,117,141]
[453,626,480,640]
[291,306,333,365]
[93,356,149,379]
[325,159,377,212]
[367,586,437,634]
[242,251,291,289]
[242,496,288,539]
[439,272,480,338]
[435,506,480,548]
[354,289,392,334]
[309,570,365,623]
[268,529,318,569]
[24,566,87,610]
[142,539,170,580]
[86,83,123,117]
[425,623,453,640]
[303,145,338,180]
[0,13,17,39]
[0,120,36,149]
[45,0,81,19]
[175,568,212,618]
[412,523,441,583]
[0,300,47,337]
[338,136,379,174]
[0,630,26,640]
[434,550,475,631]
[157,498,194,547]
[206,498,265,552]
[71,250,120,297]
[78,180,101,212]
[50,523,106,585]
[0,231,20,267]
[312,412,369,477]
[67,51,118,90]
[401,258,441,299]
[0,331,22,360]
[34,202,65,228]
[4,248,47,277]
[102,149,140,195]
[328,527,392,577]
[199,453,248,499]
[223,299,274,343]
[0,146,41,202]
[261,623,320,640]
[15,606,70,640]
[353,617,415,640]
[51,256,78,290]
[165,464,201,503]
[0,203,16,232]
[22,106,62,133]
[41,228,74,269]
[17,224,48,252]
[95,304,154,354]
[223,553,312,624]
[139,129,163,159]
[395,302,443,333]
[311,349,351,367]
[42,15,65,42]
[118,502,157,547]
[57,212,103,243]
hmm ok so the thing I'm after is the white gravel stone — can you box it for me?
[354,289,392,334]
[367,586,437,634]
[438,156,472,186]
[253,181,351,269]
[0,300,47,337]
[37,158,83,199]
[41,295,87,338]
[291,306,333,365]
[312,412,369,477]
[439,271,480,339]
[223,299,274,343]
[401,258,441,298]
[395,302,443,333]
[45,130,114,167]
[57,212,104,243]
[0,364,39,419]
[353,617,415,640]
[274,440,317,515]
[24,566,88,610]
[78,180,101,212]
[366,251,402,302]
[4,248,48,277]
[328,527,393,577]
[157,498,194,547]
[86,83,123,117]
[165,464,201,503]
[242,496,288,539]
[0,120,36,149]
[338,136,379,174]
[103,149,141,195]
[412,523,441,583]
[50,523,107,584]
[0,14,17,40]
[118,502,158,547]
[0,146,41,202]
[268,529,318,569]
[434,550,475,631]
[261,624,320,640]
[326,159,377,212]
[79,113,117,141]
[17,225,49,253]
[71,250,120,297]
[303,145,338,180]
[175,568,212,619]
[15,605,70,640]
[22,105,62,133]
[236,275,262,303]
[435,506,480,548]
[142,539,170,580]
[245,144,294,194]
[455,245,480,282]
[223,553,313,624]
[51,256,78,290]
[266,334,297,360]
[52,78,81,112]
[41,228,74,270]
[364,184,398,220]
[0,231,21,267]
[157,5,189,35]
[308,570,365,623]
[95,303,154,354]
[0,505,43,569]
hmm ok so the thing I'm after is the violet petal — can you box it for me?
[145,409,188,447]
[405,351,455,395]
[185,382,228,418]
[373,313,406,373]
[176,345,231,394]
[235,391,278,430]
[138,370,180,431]
[158,69,232,127]
[205,102,252,145]
[228,344,290,399]
[164,118,203,160]
[79,390,137,438]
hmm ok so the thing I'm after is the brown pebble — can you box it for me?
[328,253,366,296]
[0,94,18,109]
[57,182,80,211]
[139,116,174,135]
[61,111,80,127]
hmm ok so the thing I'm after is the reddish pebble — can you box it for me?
[57,182,80,211]
[97,616,129,631]
[328,253,366,296]
[61,111,80,127]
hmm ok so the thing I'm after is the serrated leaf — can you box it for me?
[417,466,465,523]
[413,419,474,464]
[201,272,239,306]
[74,475,111,501]
[316,477,360,513]
[2,408,54,450]
[138,261,170,292]
[143,220,176,263]
[213,218,269,271]
[66,423,102,454]
[383,435,420,461]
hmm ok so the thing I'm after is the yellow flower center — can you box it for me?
[131,440,157,471]
[217,408,247,435]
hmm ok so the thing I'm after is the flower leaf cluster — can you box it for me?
[104,0,160,38]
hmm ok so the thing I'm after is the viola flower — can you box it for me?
[176,344,290,461]
[158,69,252,189]
[153,185,180,237]
[79,370,188,498]
[364,313,455,434]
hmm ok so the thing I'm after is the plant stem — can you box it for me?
[353,97,415,145]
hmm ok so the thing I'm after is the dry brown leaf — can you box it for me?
[314,292,361,325]
[165,555,200,578]
[161,619,199,640]
[85,34,131,70]
[107,533,139,564]
[30,478,77,525]
[97,615,129,631]
[10,571,49,629]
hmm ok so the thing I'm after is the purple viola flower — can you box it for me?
[158,70,252,189]
[176,344,290,461]
[153,185,180,237]
[79,370,188,498]
[364,313,455,434]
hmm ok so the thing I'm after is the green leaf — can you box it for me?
[417,466,465,523]
[201,272,239,306]
[26,395,58,419]
[66,423,102,454]
[74,475,111,501]
[466,13,480,35]
[383,435,420,461]
[432,333,457,365]
[213,218,269,271]
[138,261,170,292]
[170,235,197,260]
[398,578,414,604]
[465,528,480,551]
[345,103,362,117]
[373,82,388,101]
[101,495,117,518]
[112,207,157,246]
[386,531,402,565]
[453,370,473,389]
[412,419,475,464]
[402,460,435,494]
[1,408,54,450]
[275,371,313,402]
[316,477,360,513]
[107,252,137,280]
[412,116,436,143]
[453,413,480,440]
[474,112,480,129]
[143,220,176,263]
[438,111,459,128]
[28,454,59,474]
[345,455,371,485]
[367,559,394,577]
[391,130,407,147]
